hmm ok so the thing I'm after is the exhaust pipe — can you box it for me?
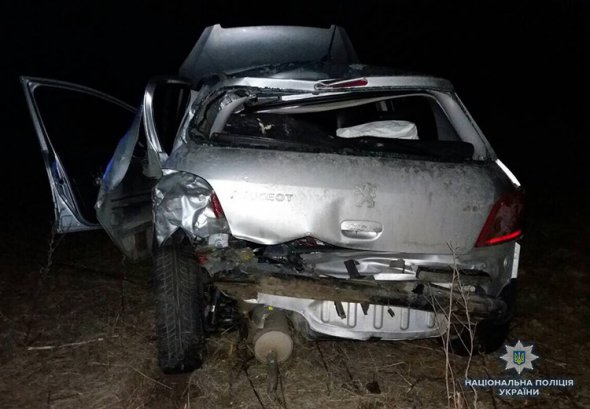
[250,306,293,364]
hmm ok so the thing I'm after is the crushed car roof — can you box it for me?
[213,73,454,93]
[179,24,359,85]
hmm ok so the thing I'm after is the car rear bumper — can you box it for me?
[212,242,519,340]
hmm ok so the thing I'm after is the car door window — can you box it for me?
[23,78,136,228]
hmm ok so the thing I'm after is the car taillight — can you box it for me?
[475,190,524,247]
[210,193,225,218]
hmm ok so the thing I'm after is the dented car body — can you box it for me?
[23,25,523,372]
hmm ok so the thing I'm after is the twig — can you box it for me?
[454,258,478,409]
[315,342,332,394]
[379,361,406,369]
[543,357,568,368]
[25,224,65,344]
[52,261,143,287]
[429,243,478,409]
[266,351,279,393]
[335,344,363,394]
[244,366,266,409]
[395,369,414,389]
[400,340,443,353]
[40,226,65,279]
[278,364,288,409]
[89,361,172,391]
[27,335,118,350]
[120,255,128,314]
[128,365,173,390]
[444,250,465,409]
[182,369,198,409]
[482,359,499,409]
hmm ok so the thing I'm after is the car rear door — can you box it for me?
[21,76,136,232]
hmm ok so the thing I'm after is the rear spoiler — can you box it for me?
[179,24,359,86]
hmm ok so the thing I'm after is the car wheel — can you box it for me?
[447,280,517,356]
[153,240,207,373]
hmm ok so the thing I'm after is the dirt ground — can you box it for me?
[1,190,589,409]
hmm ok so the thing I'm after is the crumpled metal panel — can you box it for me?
[189,88,252,138]
[255,294,445,341]
[179,25,359,85]
[298,242,519,295]
[153,170,229,245]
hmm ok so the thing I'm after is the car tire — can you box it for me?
[153,241,207,373]
[447,280,517,356]
[447,318,511,356]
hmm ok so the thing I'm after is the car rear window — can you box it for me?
[202,94,474,161]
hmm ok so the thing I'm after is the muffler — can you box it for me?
[250,306,293,364]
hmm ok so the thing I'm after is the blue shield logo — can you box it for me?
[513,350,526,366]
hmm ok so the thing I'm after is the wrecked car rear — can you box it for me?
[151,77,521,342]
[22,24,523,374]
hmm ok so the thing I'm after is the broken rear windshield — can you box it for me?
[190,94,474,161]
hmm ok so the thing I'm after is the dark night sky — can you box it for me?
[1,0,589,205]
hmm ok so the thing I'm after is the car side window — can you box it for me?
[32,86,135,223]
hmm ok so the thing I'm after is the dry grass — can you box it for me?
[2,200,590,408]
[0,231,161,409]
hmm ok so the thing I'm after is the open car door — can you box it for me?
[21,76,136,233]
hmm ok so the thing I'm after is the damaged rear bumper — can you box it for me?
[194,237,519,341]
[215,269,506,319]
[214,263,511,341]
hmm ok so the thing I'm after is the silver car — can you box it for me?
[23,25,523,373]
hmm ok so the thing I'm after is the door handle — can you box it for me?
[340,220,383,240]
